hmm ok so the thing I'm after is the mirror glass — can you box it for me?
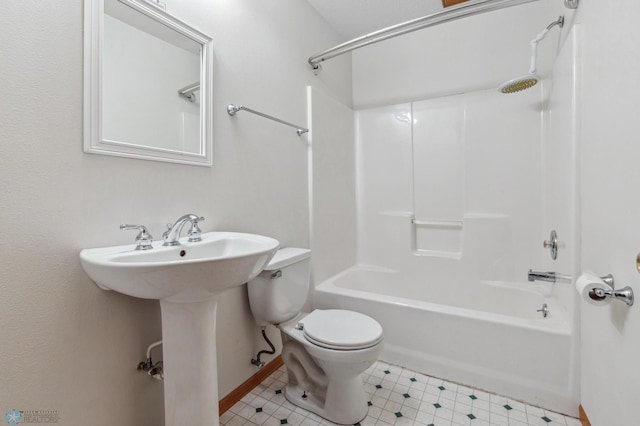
[84,0,213,166]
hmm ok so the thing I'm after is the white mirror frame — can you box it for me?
[84,0,213,166]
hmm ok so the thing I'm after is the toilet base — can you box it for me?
[284,376,369,425]
[277,312,381,425]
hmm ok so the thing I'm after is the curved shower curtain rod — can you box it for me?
[308,0,579,73]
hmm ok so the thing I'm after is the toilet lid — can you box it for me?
[302,309,383,350]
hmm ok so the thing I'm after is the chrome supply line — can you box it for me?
[308,0,577,72]
[178,82,200,102]
[227,104,309,135]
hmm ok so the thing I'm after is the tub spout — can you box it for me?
[528,270,571,283]
[528,270,556,282]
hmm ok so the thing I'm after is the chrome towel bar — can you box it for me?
[227,104,309,136]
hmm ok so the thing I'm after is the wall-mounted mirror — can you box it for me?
[84,0,213,166]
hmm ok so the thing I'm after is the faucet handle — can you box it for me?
[162,223,173,240]
[120,224,154,250]
[187,217,205,242]
[543,230,559,260]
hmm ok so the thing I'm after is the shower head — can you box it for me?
[498,74,540,94]
[499,16,564,94]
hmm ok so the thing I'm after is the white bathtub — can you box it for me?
[312,265,577,416]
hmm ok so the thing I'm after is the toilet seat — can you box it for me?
[301,309,383,350]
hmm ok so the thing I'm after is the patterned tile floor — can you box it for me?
[220,361,582,426]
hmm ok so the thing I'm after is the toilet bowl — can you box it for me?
[247,248,383,425]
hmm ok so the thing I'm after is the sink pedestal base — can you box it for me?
[160,297,220,426]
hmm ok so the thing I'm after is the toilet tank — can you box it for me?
[247,247,311,326]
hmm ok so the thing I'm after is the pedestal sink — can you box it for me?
[80,232,279,426]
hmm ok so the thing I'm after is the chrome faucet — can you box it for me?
[528,270,571,283]
[162,214,205,246]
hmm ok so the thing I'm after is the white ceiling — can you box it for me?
[305,0,446,40]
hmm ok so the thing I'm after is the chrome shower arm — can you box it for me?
[528,16,564,74]
[546,15,565,30]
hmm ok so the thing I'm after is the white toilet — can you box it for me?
[247,248,383,425]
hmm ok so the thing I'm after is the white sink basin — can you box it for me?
[80,231,279,302]
[80,230,279,426]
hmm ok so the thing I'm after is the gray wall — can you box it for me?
[0,1,351,424]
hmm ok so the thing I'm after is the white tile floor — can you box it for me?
[220,361,582,426]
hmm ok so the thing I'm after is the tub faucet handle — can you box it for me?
[543,230,559,260]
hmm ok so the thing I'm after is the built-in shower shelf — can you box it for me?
[412,219,463,229]
[378,211,414,218]
[411,216,463,258]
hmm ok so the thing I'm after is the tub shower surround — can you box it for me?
[319,84,579,416]
[222,361,582,426]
